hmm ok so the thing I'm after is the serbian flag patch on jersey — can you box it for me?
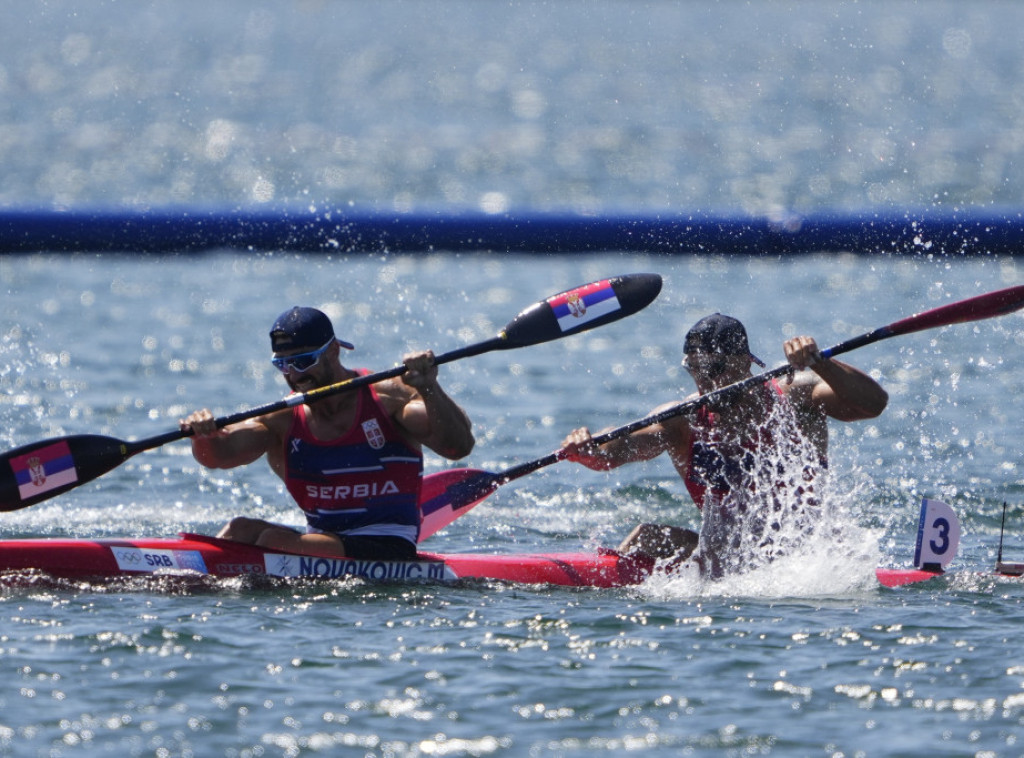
[9,440,79,501]
[547,279,621,333]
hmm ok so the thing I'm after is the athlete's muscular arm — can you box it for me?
[783,336,888,421]
[180,409,275,469]
[382,351,475,460]
[561,402,691,471]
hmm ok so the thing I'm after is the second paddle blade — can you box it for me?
[417,467,500,542]
[501,273,662,348]
[0,434,134,511]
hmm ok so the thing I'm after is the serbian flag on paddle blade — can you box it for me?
[547,280,621,333]
[10,440,79,501]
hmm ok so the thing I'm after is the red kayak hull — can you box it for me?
[0,533,944,588]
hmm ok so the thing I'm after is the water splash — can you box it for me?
[644,390,887,597]
[639,527,884,600]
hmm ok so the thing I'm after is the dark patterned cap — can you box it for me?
[684,314,765,367]
[269,306,355,352]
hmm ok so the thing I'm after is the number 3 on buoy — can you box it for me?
[913,498,962,571]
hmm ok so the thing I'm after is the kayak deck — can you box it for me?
[0,533,944,588]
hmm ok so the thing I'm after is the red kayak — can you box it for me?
[0,498,979,589]
[0,531,944,588]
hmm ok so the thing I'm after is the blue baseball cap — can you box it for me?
[269,306,355,352]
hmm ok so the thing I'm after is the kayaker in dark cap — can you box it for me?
[560,313,888,579]
[180,306,474,561]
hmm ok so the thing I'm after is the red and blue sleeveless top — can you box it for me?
[683,380,821,508]
[283,372,423,544]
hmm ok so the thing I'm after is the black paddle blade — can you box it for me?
[0,434,134,511]
[501,273,662,348]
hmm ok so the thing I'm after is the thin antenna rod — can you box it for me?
[998,501,1009,564]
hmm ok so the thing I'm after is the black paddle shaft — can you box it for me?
[445,283,1024,509]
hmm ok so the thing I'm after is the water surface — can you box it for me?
[1,253,1023,755]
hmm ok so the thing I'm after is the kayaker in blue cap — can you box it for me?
[180,306,474,561]
[560,314,888,579]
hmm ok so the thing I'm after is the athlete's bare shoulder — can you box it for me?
[371,376,418,415]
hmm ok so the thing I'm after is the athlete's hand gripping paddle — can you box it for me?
[0,273,662,512]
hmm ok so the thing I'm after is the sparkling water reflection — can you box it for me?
[0,252,1023,755]
[4,0,1024,751]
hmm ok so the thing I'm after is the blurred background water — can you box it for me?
[2,2,1024,756]
[3,1,1024,214]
